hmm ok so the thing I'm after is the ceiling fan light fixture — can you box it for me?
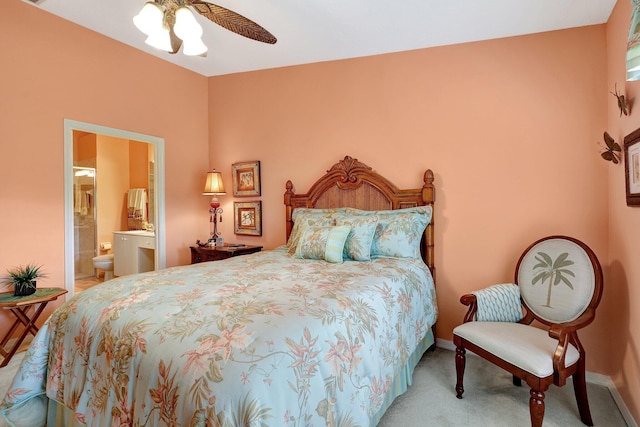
[133,2,165,36]
[174,7,203,41]
[182,37,208,56]
[134,0,274,56]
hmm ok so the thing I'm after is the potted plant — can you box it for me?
[2,264,47,296]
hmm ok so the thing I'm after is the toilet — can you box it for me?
[93,254,114,281]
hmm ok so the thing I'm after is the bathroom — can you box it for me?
[73,131,156,292]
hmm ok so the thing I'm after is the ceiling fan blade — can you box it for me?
[189,0,277,44]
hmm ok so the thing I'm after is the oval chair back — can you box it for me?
[516,235,603,327]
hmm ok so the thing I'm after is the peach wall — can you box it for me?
[0,1,210,324]
[96,135,130,244]
[607,0,640,422]
[129,140,149,191]
[75,133,96,165]
[209,27,612,374]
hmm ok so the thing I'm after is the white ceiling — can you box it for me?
[26,0,617,77]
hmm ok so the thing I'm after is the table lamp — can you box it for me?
[203,170,226,246]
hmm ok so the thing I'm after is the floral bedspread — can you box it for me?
[1,247,437,427]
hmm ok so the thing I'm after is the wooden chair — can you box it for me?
[453,235,603,427]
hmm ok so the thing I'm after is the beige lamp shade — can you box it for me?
[203,170,226,195]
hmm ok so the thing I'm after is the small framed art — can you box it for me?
[234,201,262,236]
[232,161,261,197]
[624,128,640,206]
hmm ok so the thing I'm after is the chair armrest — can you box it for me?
[460,294,477,323]
[548,308,595,385]
[549,327,572,385]
[548,308,596,337]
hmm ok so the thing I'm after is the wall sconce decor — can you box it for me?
[203,170,226,246]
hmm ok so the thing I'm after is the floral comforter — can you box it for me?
[1,247,437,427]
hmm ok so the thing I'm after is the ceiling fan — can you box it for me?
[134,0,277,56]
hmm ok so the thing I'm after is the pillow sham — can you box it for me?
[286,208,346,255]
[294,225,352,263]
[336,215,379,261]
[345,206,432,259]
[344,206,432,218]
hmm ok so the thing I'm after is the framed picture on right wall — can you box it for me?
[624,128,640,206]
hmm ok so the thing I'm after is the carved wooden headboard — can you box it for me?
[283,156,435,277]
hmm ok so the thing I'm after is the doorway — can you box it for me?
[64,119,166,297]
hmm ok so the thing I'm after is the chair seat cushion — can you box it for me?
[453,322,580,378]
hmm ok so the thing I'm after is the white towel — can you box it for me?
[75,189,90,216]
[127,188,147,221]
[81,192,89,216]
[74,187,83,214]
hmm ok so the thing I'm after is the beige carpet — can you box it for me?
[0,347,628,426]
[379,347,628,427]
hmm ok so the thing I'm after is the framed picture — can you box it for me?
[232,161,261,197]
[624,128,640,206]
[234,201,262,236]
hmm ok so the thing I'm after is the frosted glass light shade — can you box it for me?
[145,26,172,52]
[182,37,208,56]
[174,7,203,41]
[133,2,164,36]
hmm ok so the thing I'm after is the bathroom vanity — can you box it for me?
[113,231,155,277]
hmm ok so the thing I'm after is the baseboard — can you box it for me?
[436,338,456,351]
[436,339,638,427]
[585,372,638,427]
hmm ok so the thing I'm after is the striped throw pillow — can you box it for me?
[294,225,352,263]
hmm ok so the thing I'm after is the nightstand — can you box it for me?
[190,244,263,264]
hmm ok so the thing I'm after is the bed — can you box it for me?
[1,155,437,427]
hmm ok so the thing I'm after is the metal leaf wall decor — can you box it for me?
[611,83,630,117]
[599,131,621,164]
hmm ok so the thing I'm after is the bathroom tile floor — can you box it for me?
[75,276,103,293]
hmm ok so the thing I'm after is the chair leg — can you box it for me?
[529,389,545,427]
[455,346,466,398]
[573,361,594,426]
[513,375,522,387]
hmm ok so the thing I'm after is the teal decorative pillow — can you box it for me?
[336,215,379,261]
[345,206,432,259]
[286,208,345,255]
[294,225,352,263]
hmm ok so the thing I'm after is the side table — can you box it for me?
[190,244,263,264]
[0,287,68,368]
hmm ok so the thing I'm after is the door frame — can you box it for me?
[63,119,166,296]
